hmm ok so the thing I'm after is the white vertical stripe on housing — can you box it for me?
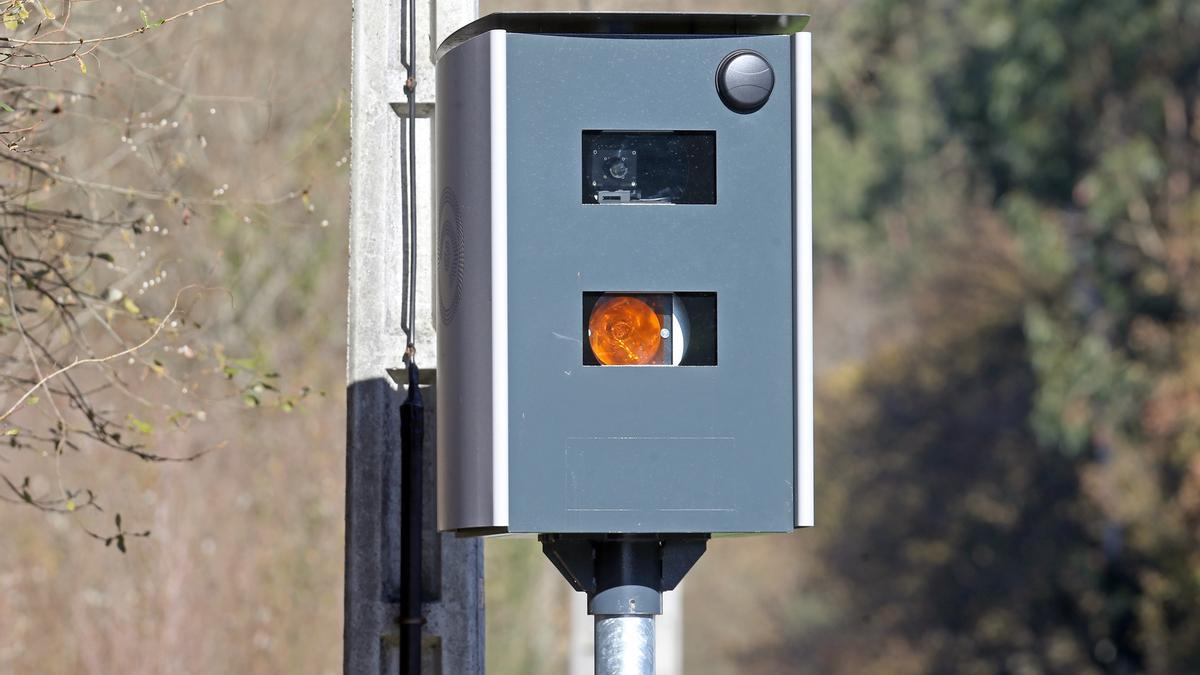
[794,32,815,528]
[490,31,510,527]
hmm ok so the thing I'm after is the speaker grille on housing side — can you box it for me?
[438,188,465,327]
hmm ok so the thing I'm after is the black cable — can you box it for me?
[399,361,424,675]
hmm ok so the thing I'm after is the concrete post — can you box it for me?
[347,0,481,673]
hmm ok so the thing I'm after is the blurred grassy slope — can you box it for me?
[0,1,350,673]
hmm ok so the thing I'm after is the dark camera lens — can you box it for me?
[604,157,629,180]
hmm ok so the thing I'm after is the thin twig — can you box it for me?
[0,0,225,47]
[0,284,211,424]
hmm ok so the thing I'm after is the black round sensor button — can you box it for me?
[716,50,774,113]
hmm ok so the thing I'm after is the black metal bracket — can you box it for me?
[540,534,709,616]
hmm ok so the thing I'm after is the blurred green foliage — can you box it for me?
[774,0,1200,672]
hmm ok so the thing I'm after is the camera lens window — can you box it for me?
[582,131,716,205]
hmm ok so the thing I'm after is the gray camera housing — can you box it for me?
[435,13,813,536]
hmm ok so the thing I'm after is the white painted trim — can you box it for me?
[490,31,510,527]
[794,33,815,528]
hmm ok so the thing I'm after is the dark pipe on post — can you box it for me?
[399,360,424,674]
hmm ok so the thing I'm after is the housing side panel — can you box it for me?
[793,32,814,528]
[435,32,500,532]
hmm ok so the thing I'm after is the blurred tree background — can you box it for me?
[773,1,1200,672]
[3,0,1199,673]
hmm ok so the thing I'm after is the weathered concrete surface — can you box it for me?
[348,0,481,673]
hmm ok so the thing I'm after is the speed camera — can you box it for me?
[434,12,813,537]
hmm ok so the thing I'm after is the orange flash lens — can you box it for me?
[588,296,663,365]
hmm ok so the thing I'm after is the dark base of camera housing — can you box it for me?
[540,534,709,616]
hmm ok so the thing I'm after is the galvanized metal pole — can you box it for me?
[595,616,656,675]
[590,540,660,675]
[573,584,685,675]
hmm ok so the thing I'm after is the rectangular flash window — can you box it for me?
[583,292,717,366]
